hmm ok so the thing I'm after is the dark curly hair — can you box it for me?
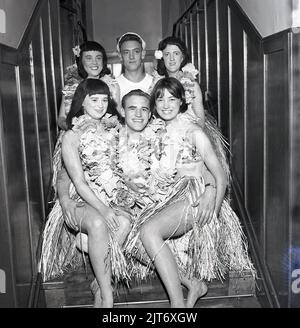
[156,36,190,77]
[66,79,117,130]
[150,77,188,116]
[76,41,111,79]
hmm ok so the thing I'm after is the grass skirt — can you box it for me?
[38,187,130,284]
[203,111,231,184]
[51,131,64,198]
[124,176,255,282]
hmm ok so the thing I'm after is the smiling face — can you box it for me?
[120,40,145,72]
[82,94,108,120]
[155,88,182,123]
[162,44,184,75]
[81,50,103,78]
[122,95,151,133]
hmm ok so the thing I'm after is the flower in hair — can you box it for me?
[182,63,199,80]
[154,50,163,60]
[72,45,81,58]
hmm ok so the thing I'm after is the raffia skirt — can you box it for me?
[124,176,256,281]
[38,184,130,284]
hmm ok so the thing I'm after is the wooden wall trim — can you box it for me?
[0,92,18,307]
[227,0,262,43]
[18,0,48,50]
[232,175,280,307]
[173,0,300,308]
[0,0,62,307]
[0,45,18,65]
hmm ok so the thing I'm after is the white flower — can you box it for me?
[154,50,163,60]
[143,125,157,140]
[180,77,195,104]
[72,45,81,58]
[182,63,199,79]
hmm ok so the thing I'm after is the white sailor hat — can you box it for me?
[116,32,146,53]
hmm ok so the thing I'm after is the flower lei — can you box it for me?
[151,62,199,105]
[75,114,121,200]
[64,63,81,85]
[112,119,166,208]
[175,63,199,105]
[72,45,81,58]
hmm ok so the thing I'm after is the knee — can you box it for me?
[86,216,107,234]
[140,222,159,243]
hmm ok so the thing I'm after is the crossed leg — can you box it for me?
[75,205,131,308]
[139,198,205,308]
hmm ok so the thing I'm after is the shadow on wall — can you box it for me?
[292,0,300,27]
[0,8,5,33]
[0,0,38,48]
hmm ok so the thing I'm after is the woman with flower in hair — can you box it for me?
[153,36,230,182]
[52,41,120,197]
[39,79,130,308]
[58,41,120,130]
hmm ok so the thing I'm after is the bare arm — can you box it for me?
[197,164,216,220]
[57,167,71,202]
[193,129,227,215]
[57,96,68,130]
[57,167,78,230]
[61,131,119,230]
[110,81,122,115]
[102,76,122,115]
[191,82,205,127]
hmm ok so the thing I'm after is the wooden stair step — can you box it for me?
[42,263,256,308]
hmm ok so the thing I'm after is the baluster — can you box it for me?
[190,10,194,65]
[184,18,188,48]
[180,22,184,41]
[204,0,209,98]
[196,2,201,84]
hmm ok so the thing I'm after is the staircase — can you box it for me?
[41,262,259,308]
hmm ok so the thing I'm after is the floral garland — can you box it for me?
[64,63,82,86]
[112,118,167,208]
[177,63,199,105]
[72,45,81,58]
[73,114,122,201]
[151,62,199,105]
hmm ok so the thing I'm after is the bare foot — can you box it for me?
[186,280,208,308]
[101,295,114,308]
[90,278,102,308]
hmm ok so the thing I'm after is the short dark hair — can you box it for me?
[150,77,188,116]
[121,89,151,109]
[66,79,117,130]
[118,33,143,51]
[76,41,111,79]
[156,36,190,76]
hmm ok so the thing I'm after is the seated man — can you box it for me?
[58,89,216,307]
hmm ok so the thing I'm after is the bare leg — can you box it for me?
[180,274,208,308]
[76,214,131,251]
[132,235,207,307]
[75,213,131,308]
[75,204,113,308]
[140,199,193,308]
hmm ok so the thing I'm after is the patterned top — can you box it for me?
[149,117,205,200]
[70,114,120,205]
[114,117,205,204]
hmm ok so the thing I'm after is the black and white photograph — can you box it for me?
[0,0,299,315]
